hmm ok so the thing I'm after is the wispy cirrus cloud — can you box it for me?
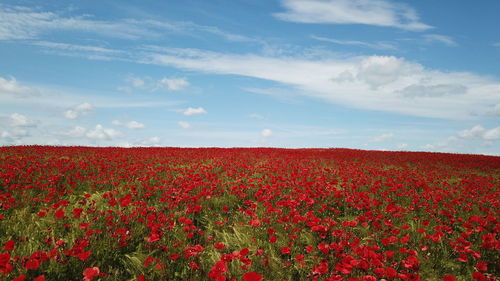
[311,35,397,50]
[118,75,190,93]
[422,34,457,46]
[274,0,432,31]
[147,47,500,120]
[0,4,260,44]
[0,4,159,40]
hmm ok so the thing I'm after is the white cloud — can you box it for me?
[0,4,257,44]
[149,48,500,120]
[274,0,432,31]
[423,136,459,151]
[261,129,273,138]
[32,41,123,55]
[118,76,147,93]
[397,84,467,98]
[117,136,161,147]
[371,133,394,142]
[125,121,145,129]
[1,128,28,139]
[120,76,189,93]
[178,121,191,129]
[357,56,422,89]
[0,4,159,40]
[0,76,36,97]
[396,143,408,150]
[182,107,207,116]
[86,124,122,140]
[111,120,145,129]
[9,113,36,127]
[422,34,457,46]
[483,127,500,140]
[311,35,397,50]
[0,113,35,143]
[458,125,485,139]
[126,77,145,88]
[489,104,500,116]
[60,126,87,138]
[64,102,94,119]
[140,136,161,146]
[456,125,500,141]
[493,42,500,48]
[159,77,189,91]
[249,113,265,119]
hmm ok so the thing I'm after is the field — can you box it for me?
[0,146,498,281]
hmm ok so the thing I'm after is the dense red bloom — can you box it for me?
[137,275,146,281]
[76,251,91,261]
[12,275,26,281]
[147,233,160,242]
[239,248,250,256]
[83,267,100,281]
[185,244,204,258]
[33,276,45,281]
[281,246,291,255]
[214,242,225,249]
[208,260,228,280]
[0,146,498,280]
[472,272,487,281]
[249,219,261,227]
[312,260,329,275]
[0,252,12,274]
[189,262,200,270]
[25,258,41,270]
[3,240,14,251]
[242,272,263,281]
[443,275,456,281]
[476,261,487,271]
[342,220,358,227]
[54,208,65,219]
[73,208,83,218]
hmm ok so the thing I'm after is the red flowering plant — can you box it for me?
[0,146,498,280]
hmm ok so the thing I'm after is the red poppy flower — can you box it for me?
[73,208,83,218]
[0,252,12,274]
[243,272,263,281]
[54,208,65,219]
[3,239,15,251]
[281,246,291,255]
[76,251,91,261]
[12,275,26,281]
[443,275,456,281]
[215,242,225,249]
[83,267,100,281]
[33,276,45,281]
[249,219,261,227]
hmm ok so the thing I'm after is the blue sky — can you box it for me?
[1,0,499,154]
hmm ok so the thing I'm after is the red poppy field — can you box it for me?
[0,146,498,281]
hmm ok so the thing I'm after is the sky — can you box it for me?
[1,0,499,154]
